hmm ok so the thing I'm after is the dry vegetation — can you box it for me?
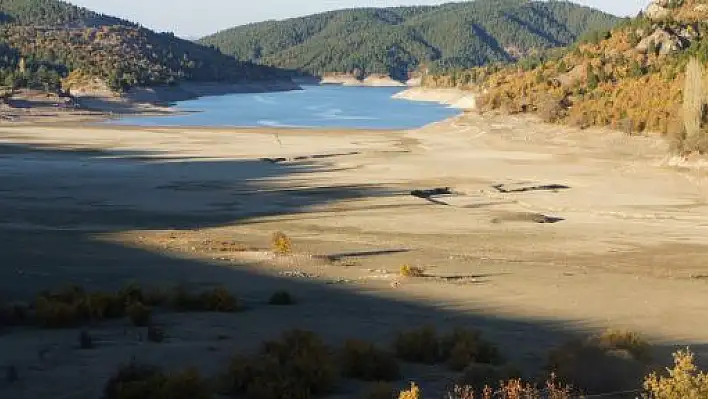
[271,231,293,255]
[0,283,241,329]
[423,0,708,151]
[4,293,708,399]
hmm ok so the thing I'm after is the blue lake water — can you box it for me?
[107,85,461,130]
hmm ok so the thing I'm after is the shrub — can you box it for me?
[441,328,502,371]
[340,339,401,381]
[644,349,708,399]
[199,287,240,312]
[548,330,652,394]
[147,325,165,343]
[126,302,152,327]
[272,231,292,255]
[223,330,336,399]
[79,330,93,349]
[394,326,439,364]
[104,363,212,399]
[365,382,396,399]
[86,291,124,319]
[0,301,30,327]
[269,290,296,306]
[170,286,240,312]
[399,265,426,278]
[398,383,421,399]
[34,296,80,328]
[5,365,18,384]
[118,283,145,306]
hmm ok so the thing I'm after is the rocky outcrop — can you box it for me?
[636,27,692,55]
[646,0,671,21]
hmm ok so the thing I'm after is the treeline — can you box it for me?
[0,0,283,93]
[0,42,63,91]
[0,0,128,27]
[200,0,621,80]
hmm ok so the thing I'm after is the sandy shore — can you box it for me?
[1,114,707,398]
[393,87,478,110]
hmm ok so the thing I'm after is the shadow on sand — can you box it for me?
[0,142,703,398]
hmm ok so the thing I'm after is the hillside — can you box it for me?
[0,0,284,93]
[199,0,621,81]
[422,0,708,142]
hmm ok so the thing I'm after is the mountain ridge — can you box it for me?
[199,0,622,80]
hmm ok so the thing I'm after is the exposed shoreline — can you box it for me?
[392,86,478,110]
[0,79,302,125]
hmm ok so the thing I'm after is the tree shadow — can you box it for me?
[0,141,704,398]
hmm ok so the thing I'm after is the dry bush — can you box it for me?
[339,339,401,381]
[170,286,240,312]
[223,330,336,399]
[447,375,572,399]
[643,349,708,399]
[104,363,212,399]
[79,330,93,349]
[35,295,81,328]
[272,231,292,255]
[398,383,421,399]
[126,302,152,327]
[399,265,426,278]
[441,328,502,371]
[147,325,166,343]
[269,290,296,306]
[199,287,241,312]
[394,326,440,364]
[548,330,652,394]
[364,382,396,399]
[0,301,30,327]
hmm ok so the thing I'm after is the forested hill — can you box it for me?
[199,0,621,81]
[0,0,283,93]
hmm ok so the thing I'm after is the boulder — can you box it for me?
[636,28,687,55]
[646,0,671,20]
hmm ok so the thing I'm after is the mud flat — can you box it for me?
[1,113,707,398]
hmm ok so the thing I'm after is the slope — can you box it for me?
[423,0,708,141]
[199,0,621,81]
[0,0,284,93]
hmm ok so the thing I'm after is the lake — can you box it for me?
[107,85,461,130]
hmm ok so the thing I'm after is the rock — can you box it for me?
[646,1,671,21]
[636,28,687,56]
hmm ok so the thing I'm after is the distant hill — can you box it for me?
[422,0,708,138]
[199,0,621,81]
[0,0,283,93]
